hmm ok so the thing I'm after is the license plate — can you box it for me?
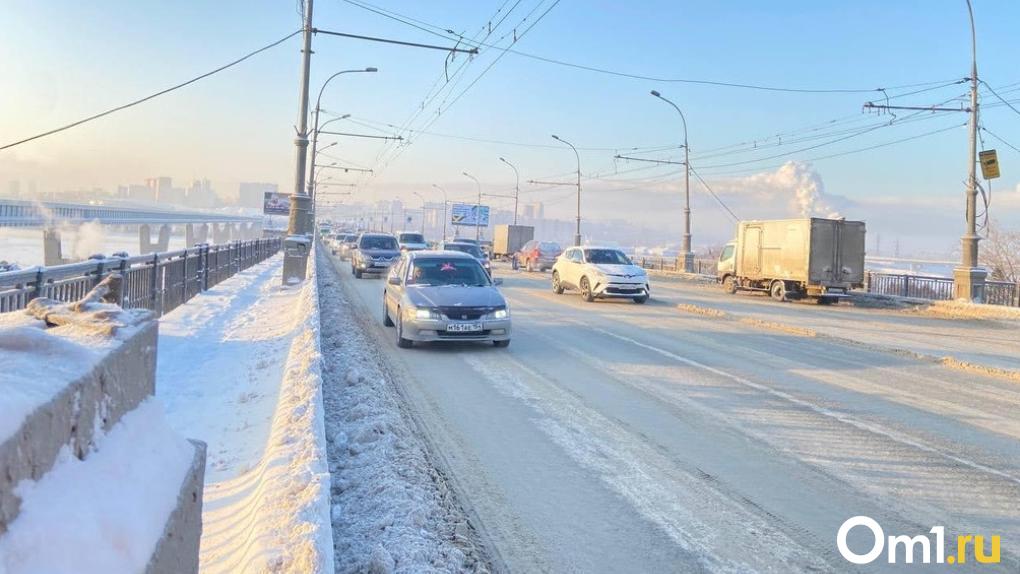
[447,323,482,333]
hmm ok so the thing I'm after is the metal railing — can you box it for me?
[636,256,717,275]
[0,238,282,316]
[864,271,1020,307]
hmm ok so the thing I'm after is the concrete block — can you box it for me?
[146,439,206,574]
[0,320,158,533]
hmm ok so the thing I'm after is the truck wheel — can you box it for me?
[723,275,737,295]
[580,277,595,302]
[817,296,836,305]
[769,280,787,302]
[552,272,564,294]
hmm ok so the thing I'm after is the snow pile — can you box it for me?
[0,400,195,574]
[0,301,147,444]
[317,249,486,574]
[157,253,334,573]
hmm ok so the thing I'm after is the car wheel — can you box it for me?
[580,277,595,302]
[382,296,394,326]
[493,339,510,348]
[354,266,363,279]
[633,295,649,304]
[526,258,534,272]
[770,280,787,302]
[552,271,564,294]
[723,275,737,295]
[395,311,413,348]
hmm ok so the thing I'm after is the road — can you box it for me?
[325,254,1020,573]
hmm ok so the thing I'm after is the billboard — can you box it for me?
[263,192,291,215]
[450,203,490,227]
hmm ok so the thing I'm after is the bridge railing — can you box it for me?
[636,256,717,275]
[864,271,1020,307]
[0,238,282,316]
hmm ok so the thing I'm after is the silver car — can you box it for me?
[383,250,511,348]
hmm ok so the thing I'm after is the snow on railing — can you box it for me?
[864,271,1020,307]
[0,238,282,316]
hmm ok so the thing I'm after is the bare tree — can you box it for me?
[981,222,1020,282]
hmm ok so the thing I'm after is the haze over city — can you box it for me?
[3,0,1019,255]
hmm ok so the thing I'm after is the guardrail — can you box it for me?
[864,271,1020,307]
[0,238,282,316]
[636,256,717,275]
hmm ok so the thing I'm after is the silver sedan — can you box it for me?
[383,250,511,348]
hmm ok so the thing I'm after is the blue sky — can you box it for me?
[2,1,1019,250]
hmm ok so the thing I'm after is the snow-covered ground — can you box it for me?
[316,248,488,574]
[157,253,333,573]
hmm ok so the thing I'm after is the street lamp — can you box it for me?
[309,111,354,200]
[499,156,520,225]
[412,191,426,234]
[307,67,376,215]
[650,89,693,273]
[462,171,483,241]
[954,0,986,301]
[551,135,582,246]
[432,184,449,240]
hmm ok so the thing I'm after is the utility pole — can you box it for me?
[463,171,483,241]
[432,184,449,240]
[954,0,986,302]
[499,156,520,225]
[282,0,315,284]
[650,90,694,273]
[551,135,582,246]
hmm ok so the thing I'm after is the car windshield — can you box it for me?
[407,258,490,286]
[539,242,561,253]
[399,233,425,243]
[360,236,398,250]
[444,243,484,258]
[585,249,632,265]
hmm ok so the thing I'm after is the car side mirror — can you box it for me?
[493,278,504,286]
[388,276,401,286]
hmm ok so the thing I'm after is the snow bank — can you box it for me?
[0,400,195,574]
[0,303,147,445]
[316,249,486,574]
[157,253,334,573]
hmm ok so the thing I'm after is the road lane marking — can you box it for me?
[591,327,1020,488]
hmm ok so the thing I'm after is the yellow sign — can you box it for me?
[979,149,1000,179]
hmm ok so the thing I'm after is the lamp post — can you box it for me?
[954,0,986,301]
[650,90,693,273]
[462,171,483,241]
[551,135,582,246]
[412,191,426,234]
[499,156,520,225]
[283,0,316,285]
[432,184,449,240]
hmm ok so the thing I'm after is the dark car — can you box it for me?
[351,233,401,278]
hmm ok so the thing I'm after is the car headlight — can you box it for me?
[488,307,509,320]
[413,307,442,320]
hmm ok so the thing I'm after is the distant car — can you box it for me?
[517,240,562,272]
[338,234,359,260]
[351,233,401,278]
[552,246,650,304]
[440,241,491,275]
[397,232,429,252]
[383,250,510,348]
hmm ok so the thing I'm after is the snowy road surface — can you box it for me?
[325,254,1020,573]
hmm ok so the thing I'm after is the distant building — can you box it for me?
[238,182,278,209]
[186,179,217,208]
[127,184,155,203]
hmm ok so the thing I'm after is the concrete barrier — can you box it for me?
[0,279,206,573]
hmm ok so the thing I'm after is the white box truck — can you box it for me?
[492,225,535,260]
[717,218,866,303]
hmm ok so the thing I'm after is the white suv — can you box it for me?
[551,247,650,304]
